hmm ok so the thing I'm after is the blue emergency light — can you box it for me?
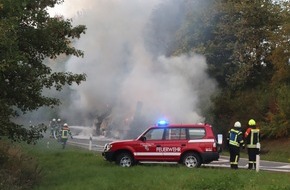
[157,120,169,126]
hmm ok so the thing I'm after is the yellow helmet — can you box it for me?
[248,119,256,126]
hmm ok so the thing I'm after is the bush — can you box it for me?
[0,140,42,190]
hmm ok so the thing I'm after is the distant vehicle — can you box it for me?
[102,120,222,168]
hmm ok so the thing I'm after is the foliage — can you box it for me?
[0,0,86,143]
[263,84,290,138]
[0,140,42,190]
[169,0,290,138]
[175,0,281,89]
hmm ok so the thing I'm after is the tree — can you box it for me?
[262,1,290,137]
[204,0,283,133]
[169,0,290,137]
[0,0,86,143]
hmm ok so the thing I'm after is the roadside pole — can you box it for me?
[256,142,261,172]
[89,134,92,151]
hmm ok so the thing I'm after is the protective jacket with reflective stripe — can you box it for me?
[61,126,72,139]
[245,128,260,148]
[227,128,244,147]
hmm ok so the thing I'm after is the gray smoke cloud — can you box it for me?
[48,0,217,135]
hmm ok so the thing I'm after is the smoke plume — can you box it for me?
[47,0,217,136]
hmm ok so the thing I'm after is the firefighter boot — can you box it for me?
[248,163,253,169]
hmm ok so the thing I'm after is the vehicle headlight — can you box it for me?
[104,143,112,152]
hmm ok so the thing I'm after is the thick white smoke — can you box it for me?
[49,0,217,132]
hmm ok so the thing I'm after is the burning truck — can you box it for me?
[93,101,148,139]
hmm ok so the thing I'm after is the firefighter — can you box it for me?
[227,121,244,169]
[244,119,260,169]
[50,118,57,138]
[56,118,62,130]
[59,123,73,149]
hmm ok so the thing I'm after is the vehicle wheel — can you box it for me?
[116,152,134,167]
[183,152,201,168]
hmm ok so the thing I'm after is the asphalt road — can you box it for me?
[208,156,290,172]
[67,136,290,173]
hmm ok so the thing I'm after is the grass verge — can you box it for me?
[260,138,290,163]
[19,139,290,190]
[221,138,290,163]
[0,140,42,190]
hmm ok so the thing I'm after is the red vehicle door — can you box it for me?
[161,127,187,161]
[134,128,165,161]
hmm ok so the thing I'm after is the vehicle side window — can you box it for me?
[188,128,205,139]
[144,128,164,140]
[165,128,187,140]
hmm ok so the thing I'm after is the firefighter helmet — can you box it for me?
[248,119,256,126]
[234,121,241,128]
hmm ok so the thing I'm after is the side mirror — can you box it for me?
[139,136,146,142]
[217,134,223,153]
[217,134,223,145]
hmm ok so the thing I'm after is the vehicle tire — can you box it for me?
[116,152,134,167]
[183,152,201,168]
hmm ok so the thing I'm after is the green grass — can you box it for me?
[221,138,290,163]
[259,138,290,163]
[19,139,290,190]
